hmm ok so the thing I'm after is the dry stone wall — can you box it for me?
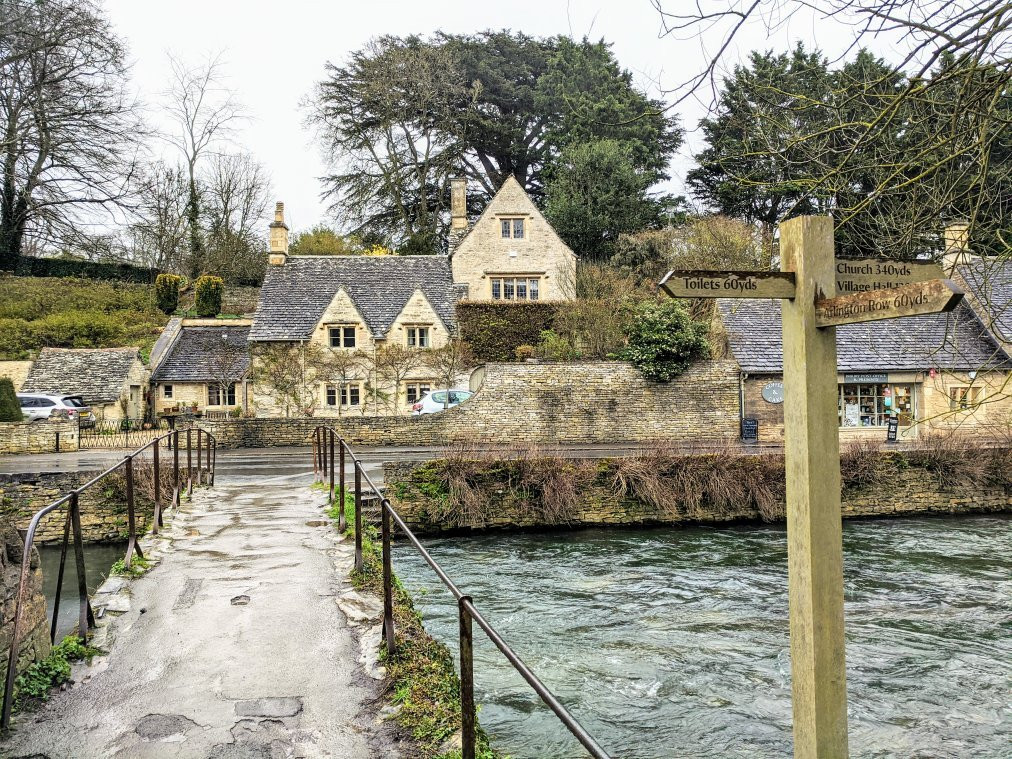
[0,420,78,455]
[383,456,1011,534]
[1,523,50,685]
[201,360,742,448]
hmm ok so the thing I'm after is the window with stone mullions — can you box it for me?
[407,326,429,348]
[328,325,356,348]
[490,276,540,301]
[500,218,525,239]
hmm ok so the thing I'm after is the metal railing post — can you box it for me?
[173,429,180,507]
[354,460,363,573]
[196,429,203,486]
[338,440,346,533]
[381,499,395,657]
[459,596,476,759]
[187,428,193,496]
[70,491,95,640]
[123,456,144,570]
[49,508,72,644]
[328,432,335,507]
[313,428,320,482]
[210,437,216,486]
[152,436,162,534]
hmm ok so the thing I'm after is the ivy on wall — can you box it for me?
[455,301,559,362]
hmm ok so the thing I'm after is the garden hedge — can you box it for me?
[455,301,559,362]
[12,256,160,283]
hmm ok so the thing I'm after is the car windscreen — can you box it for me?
[448,392,472,404]
[429,392,447,403]
[63,396,87,407]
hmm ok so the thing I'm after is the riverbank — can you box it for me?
[385,442,1011,534]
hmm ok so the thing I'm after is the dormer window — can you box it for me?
[328,325,356,348]
[500,218,525,239]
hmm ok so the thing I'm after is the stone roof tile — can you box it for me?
[957,258,1012,344]
[151,326,250,383]
[21,347,142,404]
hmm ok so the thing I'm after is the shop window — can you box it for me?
[328,325,356,348]
[490,276,541,301]
[949,386,982,411]
[838,383,913,427]
[406,382,432,404]
[406,326,429,348]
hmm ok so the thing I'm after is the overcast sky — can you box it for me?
[104,0,903,236]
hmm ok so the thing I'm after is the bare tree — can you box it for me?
[162,52,247,277]
[200,330,250,411]
[250,342,320,418]
[202,152,271,283]
[309,349,367,417]
[374,344,423,413]
[127,162,189,271]
[426,338,476,408]
[0,0,144,269]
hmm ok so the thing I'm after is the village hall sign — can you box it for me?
[660,217,963,759]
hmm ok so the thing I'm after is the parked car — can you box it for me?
[17,393,96,427]
[411,389,474,415]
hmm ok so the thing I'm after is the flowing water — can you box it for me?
[40,541,126,641]
[392,516,1011,758]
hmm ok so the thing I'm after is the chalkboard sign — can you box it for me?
[886,417,899,443]
[741,418,759,443]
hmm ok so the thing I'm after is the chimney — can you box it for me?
[269,201,289,265]
[450,178,467,230]
[942,220,971,273]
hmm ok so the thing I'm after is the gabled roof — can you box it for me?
[956,258,1012,344]
[718,299,1011,374]
[450,175,576,261]
[151,326,250,383]
[22,347,142,404]
[249,255,455,341]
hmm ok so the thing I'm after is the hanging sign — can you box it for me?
[659,270,796,299]
[814,279,963,328]
[762,382,784,404]
[835,258,944,294]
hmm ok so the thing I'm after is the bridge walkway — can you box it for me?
[3,475,402,758]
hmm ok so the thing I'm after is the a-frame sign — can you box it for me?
[660,216,963,758]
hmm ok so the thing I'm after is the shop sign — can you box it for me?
[761,381,784,403]
[886,417,899,443]
[741,417,759,442]
[843,374,888,384]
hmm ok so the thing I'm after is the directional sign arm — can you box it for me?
[814,278,963,327]
[659,270,796,299]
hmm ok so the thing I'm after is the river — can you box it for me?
[40,541,126,641]
[392,515,1011,758]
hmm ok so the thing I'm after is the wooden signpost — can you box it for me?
[834,258,944,294]
[660,216,964,759]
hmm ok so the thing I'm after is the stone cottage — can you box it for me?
[21,347,148,423]
[249,178,577,416]
[150,323,252,416]
[718,227,1012,443]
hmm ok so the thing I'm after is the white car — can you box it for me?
[411,389,474,415]
[17,393,96,427]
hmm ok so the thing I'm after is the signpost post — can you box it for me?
[659,215,964,759]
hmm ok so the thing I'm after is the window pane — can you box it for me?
[501,220,510,238]
[491,279,501,299]
[513,219,524,238]
[504,279,515,299]
[407,328,416,347]
[327,386,337,406]
[349,386,360,405]
[343,327,356,348]
[164,386,173,399]
[329,327,340,347]
[208,385,219,405]
[420,384,430,396]
[407,385,418,403]
[419,328,428,347]
[227,384,236,405]
[529,279,539,301]
[516,280,527,299]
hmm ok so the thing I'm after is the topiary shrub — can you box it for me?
[194,275,224,317]
[612,300,710,381]
[154,274,181,314]
[0,377,22,421]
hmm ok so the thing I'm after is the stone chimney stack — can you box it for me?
[942,220,971,273]
[450,178,467,231]
[269,201,289,266]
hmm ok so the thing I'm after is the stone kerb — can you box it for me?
[0,419,79,455]
[198,360,742,448]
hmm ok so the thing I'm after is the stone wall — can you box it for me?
[1,523,50,686]
[201,360,742,448]
[383,455,1011,534]
[0,419,79,455]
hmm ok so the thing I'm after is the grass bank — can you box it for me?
[319,486,501,759]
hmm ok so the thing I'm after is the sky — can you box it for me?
[103,0,905,236]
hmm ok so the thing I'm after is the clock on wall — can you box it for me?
[762,381,784,404]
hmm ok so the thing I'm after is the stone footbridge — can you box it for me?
[2,475,403,758]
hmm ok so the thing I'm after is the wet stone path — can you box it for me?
[3,478,401,758]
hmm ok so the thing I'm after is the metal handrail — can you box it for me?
[1,426,217,730]
[311,426,611,759]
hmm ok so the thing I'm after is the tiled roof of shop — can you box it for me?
[717,300,1011,373]
[250,256,455,341]
[21,347,141,404]
[957,258,1012,344]
[151,326,250,383]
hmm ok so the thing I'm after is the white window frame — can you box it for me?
[499,217,525,239]
[490,276,541,301]
[405,381,432,405]
[406,325,430,348]
[341,383,361,407]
